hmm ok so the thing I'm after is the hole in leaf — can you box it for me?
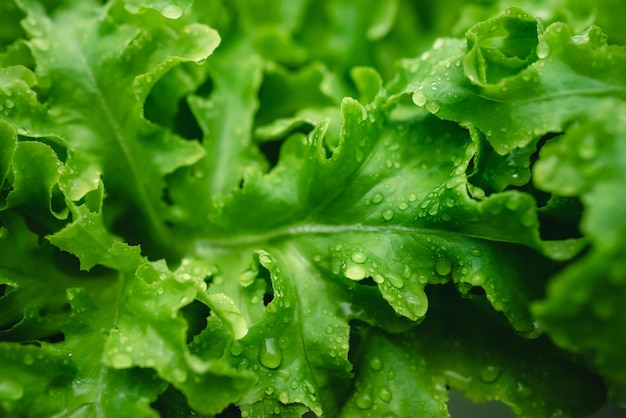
[356,276,377,287]
[43,332,65,344]
[151,384,198,417]
[468,286,486,296]
[259,140,282,169]
[263,291,274,306]
[216,404,242,417]
[181,300,211,343]
[172,97,202,140]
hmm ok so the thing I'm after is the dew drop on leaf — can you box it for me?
[370,356,383,371]
[425,101,440,114]
[279,390,290,404]
[382,209,394,221]
[111,352,133,368]
[230,340,244,357]
[479,365,502,383]
[372,192,384,204]
[536,40,550,58]
[435,258,452,276]
[172,368,187,383]
[259,337,282,369]
[355,390,373,409]
[412,90,427,107]
[161,4,184,19]
[378,385,393,402]
[469,271,486,286]
[351,252,367,264]
[344,265,367,280]
[386,274,404,289]
[0,378,25,401]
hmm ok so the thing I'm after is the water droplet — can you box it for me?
[425,101,440,114]
[536,40,550,58]
[5,99,14,109]
[259,338,282,369]
[0,378,24,401]
[398,202,409,210]
[230,340,244,356]
[387,274,404,289]
[344,265,367,281]
[372,193,384,204]
[356,390,373,409]
[505,195,521,211]
[172,368,187,383]
[382,210,394,221]
[370,357,383,371]
[161,4,184,19]
[31,38,50,51]
[304,380,316,394]
[479,365,502,383]
[435,258,452,276]
[378,385,393,402]
[408,194,417,202]
[111,352,133,368]
[469,271,485,286]
[265,386,274,395]
[516,382,534,400]
[373,274,385,284]
[279,390,290,404]
[402,265,412,279]
[351,252,367,264]
[412,90,427,107]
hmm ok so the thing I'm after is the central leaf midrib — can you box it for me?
[196,222,523,252]
[63,23,168,243]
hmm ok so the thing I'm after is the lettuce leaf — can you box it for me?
[1,1,625,417]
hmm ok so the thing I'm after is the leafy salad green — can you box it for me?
[1,0,626,417]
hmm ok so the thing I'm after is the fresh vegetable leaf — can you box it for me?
[2,1,625,417]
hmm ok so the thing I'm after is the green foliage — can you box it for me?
[1,0,626,417]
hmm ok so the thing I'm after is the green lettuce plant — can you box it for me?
[1,1,625,417]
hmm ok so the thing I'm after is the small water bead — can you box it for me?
[111,352,133,368]
[382,210,394,221]
[161,4,184,19]
[386,274,404,289]
[279,390,290,404]
[536,40,550,58]
[434,258,452,276]
[230,340,243,357]
[372,192,384,204]
[172,368,187,383]
[344,265,367,281]
[31,38,50,51]
[378,385,393,402]
[425,101,440,114]
[398,202,409,210]
[412,90,427,107]
[370,357,383,371]
[480,365,502,383]
[259,338,282,369]
[351,252,367,264]
[469,271,486,286]
[355,390,373,410]
[0,379,24,401]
